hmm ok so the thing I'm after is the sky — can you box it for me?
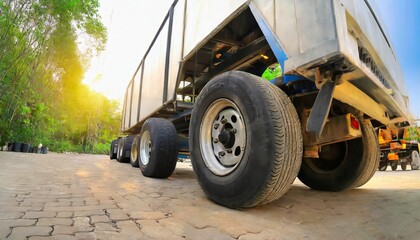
[83,0,420,118]
[375,0,420,118]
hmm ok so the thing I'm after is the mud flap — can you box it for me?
[306,80,337,137]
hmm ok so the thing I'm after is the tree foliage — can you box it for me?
[0,0,120,154]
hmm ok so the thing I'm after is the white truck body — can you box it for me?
[121,0,409,132]
[114,0,414,208]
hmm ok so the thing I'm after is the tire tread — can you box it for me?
[352,122,380,188]
[231,72,302,207]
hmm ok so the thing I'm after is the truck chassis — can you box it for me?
[110,0,410,208]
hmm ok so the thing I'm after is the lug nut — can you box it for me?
[219,151,225,157]
[221,119,227,124]
[230,128,237,134]
[214,123,219,129]
[213,138,219,143]
[226,149,232,154]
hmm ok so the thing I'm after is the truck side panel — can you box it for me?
[130,68,141,127]
[123,81,132,130]
[340,0,409,108]
[167,0,185,103]
[252,0,409,121]
[122,1,185,132]
[251,0,338,72]
[122,0,410,132]
[122,87,128,130]
[140,24,168,120]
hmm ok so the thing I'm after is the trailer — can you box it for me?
[110,0,411,208]
[378,127,420,171]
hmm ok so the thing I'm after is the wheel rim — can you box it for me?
[118,141,123,159]
[113,143,118,154]
[131,140,138,163]
[140,131,152,165]
[391,162,398,170]
[199,99,246,176]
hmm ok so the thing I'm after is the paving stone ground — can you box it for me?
[0,151,419,240]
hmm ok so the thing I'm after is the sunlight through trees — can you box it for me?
[0,0,120,154]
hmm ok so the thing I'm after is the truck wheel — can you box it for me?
[378,151,388,171]
[117,136,134,163]
[401,162,407,171]
[378,162,388,171]
[189,71,303,208]
[109,139,119,159]
[298,121,379,191]
[116,139,123,160]
[130,136,140,167]
[411,150,420,170]
[390,161,398,171]
[139,118,178,178]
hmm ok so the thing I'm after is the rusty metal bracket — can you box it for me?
[306,72,341,137]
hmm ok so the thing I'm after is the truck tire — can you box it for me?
[130,136,140,167]
[117,136,134,163]
[352,123,380,187]
[298,121,379,191]
[378,162,388,171]
[410,150,420,170]
[378,151,388,171]
[401,161,407,171]
[390,161,398,171]
[139,118,178,178]
[109,139,119,159]
[189,71,303,208]
[116,139,123,160]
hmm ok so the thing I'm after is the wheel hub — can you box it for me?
[218,127,235,148]
[305,142,348,173]
[200,99,246,176]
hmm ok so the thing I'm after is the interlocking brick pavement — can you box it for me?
[1,151,420,239]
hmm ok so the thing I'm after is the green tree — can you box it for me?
[0,0,120,154]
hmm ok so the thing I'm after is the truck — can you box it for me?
[110,0,411,208]
[378,127,420,171]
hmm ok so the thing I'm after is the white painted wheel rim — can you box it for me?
[131,139,138,163]
[199,99,246,176]
[140,131,152,165]
[118,141,124,158]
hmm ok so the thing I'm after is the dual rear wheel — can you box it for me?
[113,119,178,179]
[116,136,134,163]
[190,71,379,208]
